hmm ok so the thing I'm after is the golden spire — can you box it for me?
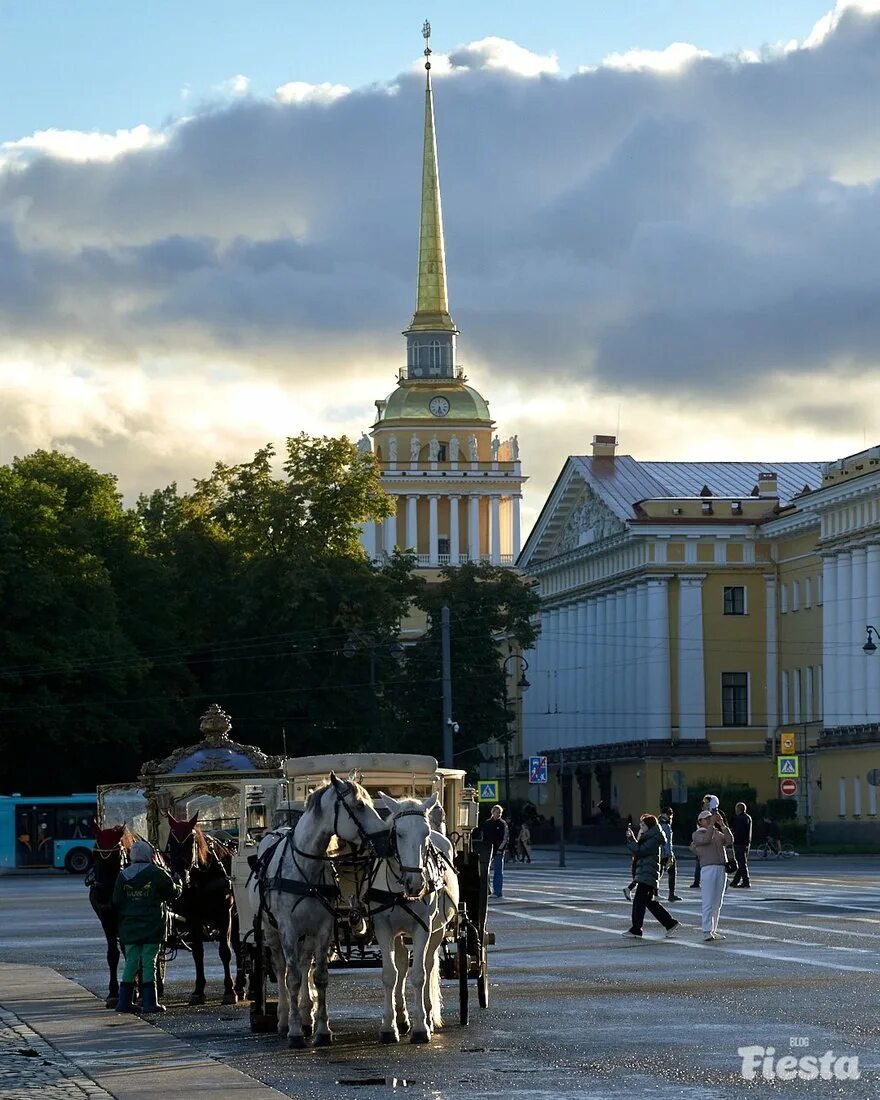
[409,20,456,333]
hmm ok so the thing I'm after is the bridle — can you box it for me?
[386,809,432,880]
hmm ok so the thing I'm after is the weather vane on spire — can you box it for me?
[422,19,432,70]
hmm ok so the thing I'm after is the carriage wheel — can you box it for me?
[476,941,489,1009]
[457,933,469,1026]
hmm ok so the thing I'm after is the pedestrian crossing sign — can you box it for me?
[777,756,800,778]
[529,756,548,784]
[477,780,499,802]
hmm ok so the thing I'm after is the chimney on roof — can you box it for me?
[757,471,778,498]
[592,434,617,459]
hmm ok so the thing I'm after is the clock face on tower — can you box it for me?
[429,395,450,417]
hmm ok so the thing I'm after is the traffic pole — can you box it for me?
[441,604,453,768]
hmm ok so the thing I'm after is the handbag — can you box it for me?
[723,847,738,874]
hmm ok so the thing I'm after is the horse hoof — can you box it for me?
[188,993,206,1006]
[380,1031,399,1044]
[221,992,238,1005]
[313,1032,333,1047]
[105,997,118,1010]
[398,1020,411,1036]
[288,1035,307,1050]
[410,1030,430,1045]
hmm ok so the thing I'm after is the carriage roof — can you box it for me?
[283,753,466,788]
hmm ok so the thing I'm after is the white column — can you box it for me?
[633,584,648,738]
[468,495,480,561]
[822,554,838,726]
[765,574,778,740]
[524,611,544,759]
[851,546,868,722]
[585,599,597,744]
[867,543,880,722]
[428,495,439,567]
[558,605,572,746]
[610,590,623,740]
[595,595,609,744]
[512,494,522,560]
[383,498,398,556]
[678,575,706,740]
[545,607,560,749]
[490,494,502,565]
[645,577,671,739]
[448,495,460,565]
[624,586,638,738]
[575,600,587,744]
[359,520,377,560]
[406,494,419,552]
[837,551,853,724]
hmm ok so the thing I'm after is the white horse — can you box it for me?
[254,773,386,1048]
[369,793,460,1044]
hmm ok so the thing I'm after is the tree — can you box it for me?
[394,563,540,766]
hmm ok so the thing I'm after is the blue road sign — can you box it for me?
[477,780,499,802]
[529,756,548,784]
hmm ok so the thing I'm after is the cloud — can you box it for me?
[1,7,880,514]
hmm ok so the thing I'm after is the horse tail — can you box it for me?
[429,950,443,1030]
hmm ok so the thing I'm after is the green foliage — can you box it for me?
[763,797,798,822]
[394,563,540,765]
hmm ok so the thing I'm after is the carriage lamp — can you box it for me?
[864,625,879,653]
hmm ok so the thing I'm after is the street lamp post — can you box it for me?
[501,653,530,807]
[863,625,880,653]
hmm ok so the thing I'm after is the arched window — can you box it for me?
[430,340,443,369]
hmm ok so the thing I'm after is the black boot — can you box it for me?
[140,982,166,1014]
[116,982,140,1014]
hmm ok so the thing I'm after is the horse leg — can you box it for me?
[409,925,432,1043]
[297,960,315,1038]
[311,931,334,1046]
[424,926,445,1031]
[231,908,246,998]
[280,927,307,1047]
[393,936,410,1037]
[105,921,121,1009]
[189,926,207,1005]
[266,925,289,1037]
[374,920,399,1043]
[219,908,237,1005]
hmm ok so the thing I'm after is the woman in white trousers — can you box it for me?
[692,809,734,941]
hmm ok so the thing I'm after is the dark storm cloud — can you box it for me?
[1,6,880,393]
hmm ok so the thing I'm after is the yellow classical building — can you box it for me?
[519,437,880,843]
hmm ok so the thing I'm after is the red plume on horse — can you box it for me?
[164,810,244,1005]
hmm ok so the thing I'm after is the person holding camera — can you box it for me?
[691,808,734,941]
[690,793,720,888]
[622,814,680,939]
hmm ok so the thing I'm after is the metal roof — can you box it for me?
[572,456,822,519]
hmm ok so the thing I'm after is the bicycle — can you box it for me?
[754,841,797,859]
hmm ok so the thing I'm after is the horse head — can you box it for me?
[92,822,133,862]
[302,772,386,854]
[165,811,207,883]
[379,793,439,899]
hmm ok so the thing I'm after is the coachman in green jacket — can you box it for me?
[112,839,181,1014]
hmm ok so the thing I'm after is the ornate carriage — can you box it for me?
[231,752,492,1031]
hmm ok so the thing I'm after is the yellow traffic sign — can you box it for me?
[777,756,800,778]
[780,731,796,755]
[477,780,499,802]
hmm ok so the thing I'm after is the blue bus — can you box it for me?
[0,794,96,873]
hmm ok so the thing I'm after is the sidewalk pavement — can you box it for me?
[0,964,287,1099]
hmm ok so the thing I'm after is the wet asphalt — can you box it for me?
[1,850,878,1099]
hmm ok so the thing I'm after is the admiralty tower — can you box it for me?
[358,24,526,571]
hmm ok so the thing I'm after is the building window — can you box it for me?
[817,574,823,605]
[437,444,447,462]
[722,672,749,726]
[792,580,800,612]
[838,778,846,817]
[869,783,878,817]
[780,671,789,724]
[429,340,443,369]
[853,777,862,817]
[723,585,746,615]
[438,536,450,556]
[806,666,814,722]
[793,668,802,722]
[804,577,812,609]
[780,583,788,614]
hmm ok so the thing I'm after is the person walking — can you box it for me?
[692,809,734,941]
[623,814,680,939]
[689,793,720,888]
[730,801,753,887]
[517,821,532,863]
[112,840,181,1013]
[482,804,509,898]
[659,808,682,901]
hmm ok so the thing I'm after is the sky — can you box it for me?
[1,0,879,535]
